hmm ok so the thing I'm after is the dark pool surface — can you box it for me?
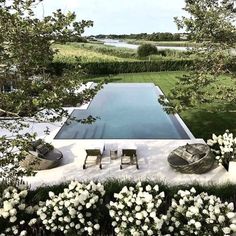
[55,83,189,139]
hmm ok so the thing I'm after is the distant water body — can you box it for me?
[100,39,190,51]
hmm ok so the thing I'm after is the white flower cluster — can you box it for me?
[207,130,236,163]
[0,185,36,236]
[164,187,236,236]
[37,181,105,235]
[109,182,166,236]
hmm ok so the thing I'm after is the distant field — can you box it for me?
[126,39,199,47]
[53,43,137,63]
[53,42,190,64]
[83,71,236,140]
[74,42,137,59]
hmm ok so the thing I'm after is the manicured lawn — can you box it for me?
[84,71,236,140]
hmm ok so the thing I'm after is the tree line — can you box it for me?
[91,32,189,41]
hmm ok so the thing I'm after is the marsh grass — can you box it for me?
[53,43,137,63]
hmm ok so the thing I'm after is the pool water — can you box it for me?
[55,83,190,139]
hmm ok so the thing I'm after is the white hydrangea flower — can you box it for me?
[9,208,17,216]
[208,130,236,164]
[108,182,165,235]
[222,227,231,234]
[142,225,148,231]
[153,185,159,192]
[19,190,28,198]
[227,212,235,219]
[190,187,196,194]
[145,185,152,191]
[166,188,235,235]
[3,201,13,212]
[135,212,143,220]
[228,202,234,211]
[128,216,134,222]
[195,222,201,229]
[9,216,17,223]
[25,206,33,214]
[230,224,236,232]
[37,181,104,235]
[188,206,199,215]
[159,191,165,198]
[135,205,141,212]
[94,224,100,230]
[19,230,27,236]
[218,215,225,223]
[18,204,26,210]
[28,218,37,226]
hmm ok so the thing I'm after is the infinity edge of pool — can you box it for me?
[54,83,194,140]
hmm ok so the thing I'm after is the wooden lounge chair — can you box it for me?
[83,145,105,169]
[120,149,139,169]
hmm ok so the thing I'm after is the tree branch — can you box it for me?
[0,108,20,118]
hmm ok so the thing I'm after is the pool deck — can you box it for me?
[1,83,235,189]
[24,137,234,189]
[1,108,231,189]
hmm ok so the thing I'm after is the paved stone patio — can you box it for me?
[1,83,234,189]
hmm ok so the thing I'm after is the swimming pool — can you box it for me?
[55,83,190,139]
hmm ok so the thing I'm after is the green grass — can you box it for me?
[53,43,137,63]
[72,42,137,59]
[83,71,181,92]
[126,39,200,47]
[53,42,189,64]
[83,71,236,140]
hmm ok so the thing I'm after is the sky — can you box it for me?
[35,0,186,36]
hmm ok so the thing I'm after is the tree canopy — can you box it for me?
[160,0,236,113]
[137,43,158,57]
[0,0,102,183]
[0,0,97,120]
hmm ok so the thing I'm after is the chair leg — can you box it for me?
[121,155,123,167]
[135,155,139,169]
[83,155,88,169]
[98,154,102,169]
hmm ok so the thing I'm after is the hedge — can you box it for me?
[82,60,193,75]
[48,59,193,76]
[48,60,236,76]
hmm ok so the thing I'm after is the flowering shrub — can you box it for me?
[207,130,236,164]
[108,182,166,235]
[1,181,236,236]
[0,185,37,236]
[163,187,236,236]
[37,181,105,235]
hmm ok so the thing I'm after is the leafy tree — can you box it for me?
[159,0,236,113]
[137,43,158,57]
[0,0,102,183]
